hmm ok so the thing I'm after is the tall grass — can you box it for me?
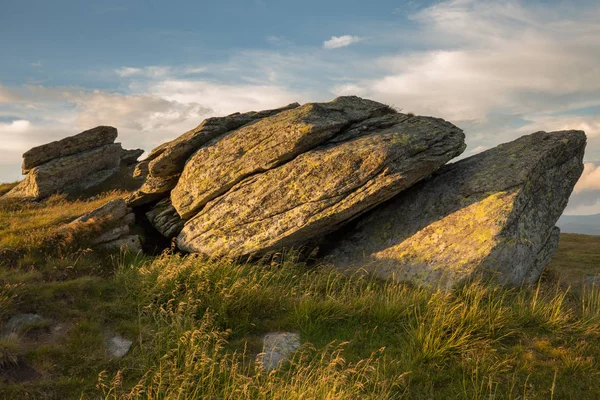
[91,253,600,399]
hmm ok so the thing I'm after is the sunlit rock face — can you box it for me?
[175,105,466,257]
[325,130,586,288]
[3,126,143,200]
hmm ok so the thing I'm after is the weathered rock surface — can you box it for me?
[21,126,117,173]
[5,144,123,199]
[4,126,144,200]
[106,335,133,359]
[61,199,141,252]
[260,332,301,370]
[325,130,586,288]
[127,103,300,206]
[172,96,395,219]
[146,198,184,238]
[177,112,466,257]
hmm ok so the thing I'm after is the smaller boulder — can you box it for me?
[259,332,300,370]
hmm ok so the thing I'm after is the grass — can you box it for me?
[0,181,20,197]
[546,233,600,283]
[1,191,600,398]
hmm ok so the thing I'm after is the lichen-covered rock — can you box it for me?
[4,144,123,199]
[325,130,586,288]
[259,332,301,370]
[146,198,184,238]
[172,96,394,219]
[22,126,117,173]
[61,199,141,252]
[127,103,300,206]
[177,113,465,257]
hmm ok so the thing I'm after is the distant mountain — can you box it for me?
[557,213,600,235]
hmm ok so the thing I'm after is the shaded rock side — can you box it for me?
[325,130,586,288]
[22,126,117,173]
[120,148,144,165]
[127,103,299,207]
[4,144,122,199]
[177,113,466,257]
[146,198,184,238]
[172,96,394,219]
[61,198,141,252]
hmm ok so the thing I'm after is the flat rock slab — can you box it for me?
[260,332,300,370]
[5,143,122,199]
[325,130,586,288]
[177,113,465,257]
[22,126,117,173]
[172,96,393,219]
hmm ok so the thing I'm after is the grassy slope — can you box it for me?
[1,192,600,399]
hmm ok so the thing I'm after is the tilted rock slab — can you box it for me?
[21,126,117,173]
[172,96,394,219]
[325,130,586,288]
[177,113,466,257]
[5,144,123,199]
[127,103,299,207]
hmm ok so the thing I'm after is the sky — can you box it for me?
[1,0,599,214]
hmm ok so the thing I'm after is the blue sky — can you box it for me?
[1,0,599,214]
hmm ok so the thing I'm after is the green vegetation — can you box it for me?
[1,191,600,399]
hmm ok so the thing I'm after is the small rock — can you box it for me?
[260,332,300,370]
[2,314,45,337]
[106,335,133,359]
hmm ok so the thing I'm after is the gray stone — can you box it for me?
[2,314,46,337]
[176,112,465,258]
[22,126,117,173]
[106,335,133,359]
[260,332,300,370]
[97,235,142,253]
[146,198,184,238]
[325,130,586,288]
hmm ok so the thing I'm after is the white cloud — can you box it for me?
[323,35,362,49]
[575,163,600,193]
[469,145,489,154]
[115,67,143,77]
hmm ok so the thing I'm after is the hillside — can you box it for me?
[1,191,600,399]
[557,213,600,235]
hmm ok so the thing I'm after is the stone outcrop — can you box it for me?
[172,96,396,219]
[21,126,118,173]
[127,103,300,207]
[325,130,586,287]
[3,127,143,200]
[176,111,466,257]
[61,199,141,253]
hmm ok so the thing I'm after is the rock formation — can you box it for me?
[3,126,143,200]
[176,112,466,257]
[325,130,586,287]
[60,199,141,253]
[127,102,300,207]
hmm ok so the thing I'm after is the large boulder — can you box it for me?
[22,126,117,173]
[127,103,300,207]
[176,112,466,257]
[172,96,394,219]
[325,130,586,288]
[4,144,123,199]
